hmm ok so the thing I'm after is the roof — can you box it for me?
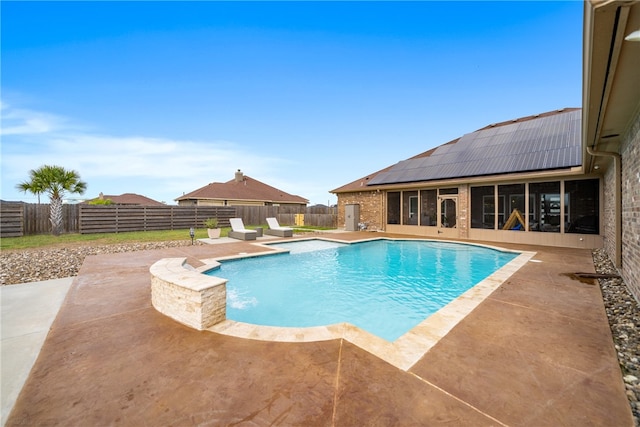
[85,193,165,206]
[332,108,581,192]
[176,175,308,205]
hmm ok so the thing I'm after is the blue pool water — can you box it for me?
[206,239,518,342]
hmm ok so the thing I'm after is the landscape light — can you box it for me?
[190,227,195,245]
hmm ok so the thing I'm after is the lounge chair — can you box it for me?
[228,218,258,241]
[265,217,294,237]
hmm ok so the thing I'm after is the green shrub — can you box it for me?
[203,217,219,228]
[89,199,113,205]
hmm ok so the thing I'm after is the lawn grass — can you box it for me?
[0,229,216,250]
[0,225,329,250]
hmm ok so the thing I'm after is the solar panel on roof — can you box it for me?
[368,110,581,186]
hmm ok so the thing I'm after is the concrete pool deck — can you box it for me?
[3,232,634,426]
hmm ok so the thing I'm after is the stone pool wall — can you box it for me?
[150,258,227,330]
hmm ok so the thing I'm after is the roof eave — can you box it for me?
[583,0,640,172]
[332,166,586,193]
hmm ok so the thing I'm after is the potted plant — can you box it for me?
[204,217,221,239]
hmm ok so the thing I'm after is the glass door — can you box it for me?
[409,196,418,225]
[438,196,458,237]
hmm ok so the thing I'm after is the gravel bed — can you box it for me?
[0,240,201,286]
[593,248,640,426]
[1,243,639,422]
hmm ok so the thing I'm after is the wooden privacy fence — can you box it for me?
[32,204,79,235]
[0,203,80,237]
[1,202,337,237]
[78,206,237,234]
[233,206,337,228]
[275,213,337,228]
[1,203,24,237]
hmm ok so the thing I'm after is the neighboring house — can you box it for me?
[85,192,165,206]
[332,0,640,301]
[308,203,337,212]
[175,169,308,207]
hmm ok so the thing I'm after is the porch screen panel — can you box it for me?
[530,181,561,233]
[565,179,599,234]
[403,191,419,225]
[471,186,494,229]
[441,198,457,228]
[420,189,437,226]
[498,184,525,230]
[387,192,401,225]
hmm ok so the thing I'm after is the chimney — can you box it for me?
[99,192,104,200]
[235,169,244,182]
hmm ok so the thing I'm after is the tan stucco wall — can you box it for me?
[226,200,264,207]
[196,200,226,206]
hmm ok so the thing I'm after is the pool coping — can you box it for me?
[203,237,536,371]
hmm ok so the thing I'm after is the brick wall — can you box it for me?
[603,162,617,267]
[620,108,640,301]
[336,186,470,234]
[458,185,469,239]
[337,191,384,231]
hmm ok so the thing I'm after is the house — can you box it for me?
[85,192,165,206]
[583,0,640,299]
[331,108,596,245]
[332,0,640,300]
[175,169,308,207]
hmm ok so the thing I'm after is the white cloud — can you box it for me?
[1,103,337,205]
[42,134,289,181]
[0,105,297,203]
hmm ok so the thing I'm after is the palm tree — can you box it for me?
[16,174,46,204]
[16,165,87,236]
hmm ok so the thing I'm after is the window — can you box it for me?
[498,184,525,230]
[529,182,561,233]
[387,192,401,224]
[439,187,458,195]
[566,179,599,234]
[471,186,495,229]
[420,189,437,226]
[403,191,419,225]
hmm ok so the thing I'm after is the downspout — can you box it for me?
[587,145,621,268]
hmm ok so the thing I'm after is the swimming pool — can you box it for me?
[206,239,518,342]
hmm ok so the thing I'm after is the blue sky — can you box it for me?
[1,1,583,206]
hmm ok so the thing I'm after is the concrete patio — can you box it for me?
[2,232,634,426]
